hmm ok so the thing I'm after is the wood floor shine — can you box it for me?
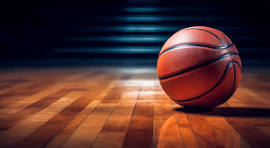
[0,65,269,148]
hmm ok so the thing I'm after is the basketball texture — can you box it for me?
[157,26,242,107]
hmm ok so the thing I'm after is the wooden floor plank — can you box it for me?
[45,100,101,148]
[45,79,119,148]
[154,82,185,148]
[92,87,139,148]
[153,81,177,148]
[174,112,199,148]
[0,83,67,118]
[225,95,270,148]
[14,90,96,148]
[62,102,118,148]
[0,89,72,130]
[121,82,155,148]
[0,66,269,148]
[61,76,128,148]
[0,91,83,147]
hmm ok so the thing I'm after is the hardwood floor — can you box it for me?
[0,65,269,148]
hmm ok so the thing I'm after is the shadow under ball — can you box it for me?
[157,26,242,107]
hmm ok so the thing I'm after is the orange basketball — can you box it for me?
[157,26,242,107]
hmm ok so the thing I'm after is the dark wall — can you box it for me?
[1,0,269,59]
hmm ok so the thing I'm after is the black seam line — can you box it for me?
[234,60,242,71]
[159,52,239,80]
[186,27,226,46]
[159,27,232,56]
[174,61,240,103]
[159,42,233,56]
[221,32,231,45]
[222,63,237,103]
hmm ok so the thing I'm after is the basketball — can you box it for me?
[157,26,242,107]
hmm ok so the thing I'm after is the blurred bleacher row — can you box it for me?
[1,0,269,60]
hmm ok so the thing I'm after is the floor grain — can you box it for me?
[0,66,269,148]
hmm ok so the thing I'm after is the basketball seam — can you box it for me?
[186,27,226,45]
[173,61,240,103]
[159,42,233,56]
[221,32,231,45]
[159,52,239,80]
[159,27,232,56]
[220,63,237,103]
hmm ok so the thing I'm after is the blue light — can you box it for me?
[115,15,238,22]
[54,46,161,54]
[66,35,167,43]
[124,7,166,13]
[120,15,171,22]
[123,7,221,13]
[119,25,178,32]
[75,25,179,32]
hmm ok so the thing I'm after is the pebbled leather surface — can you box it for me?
[157,26,242,107]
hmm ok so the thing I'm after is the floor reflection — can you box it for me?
[174,107,270,118]
[157,110,251,148]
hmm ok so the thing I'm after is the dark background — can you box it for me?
[1,0,270,66]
